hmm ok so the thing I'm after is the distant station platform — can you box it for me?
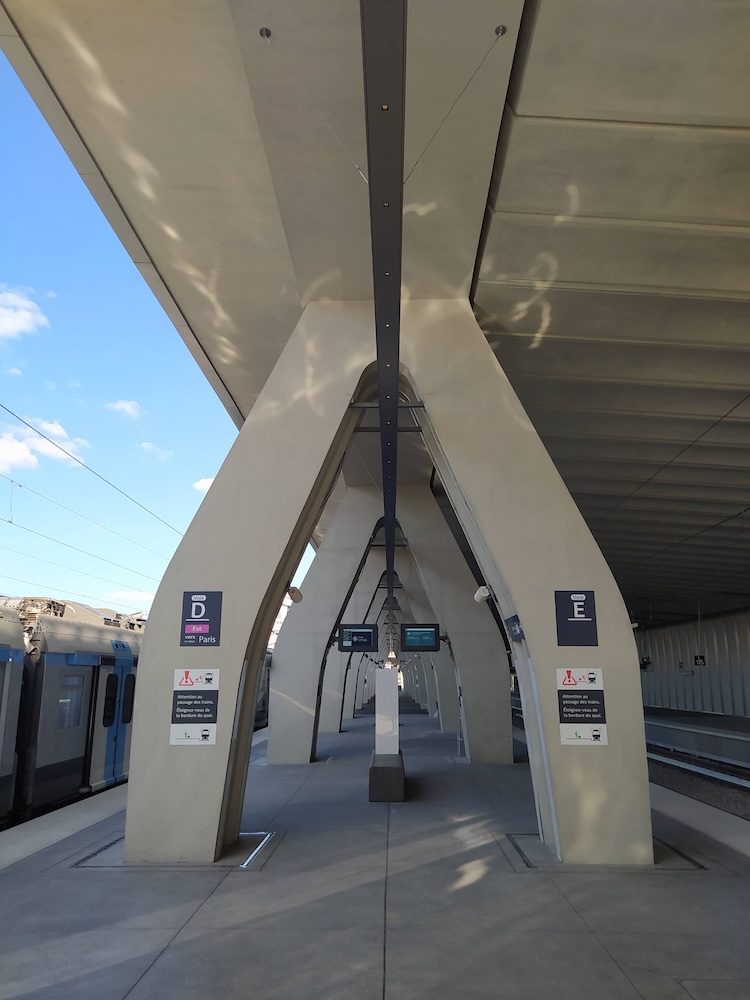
[2,713,750,999]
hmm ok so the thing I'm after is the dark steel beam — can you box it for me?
[360,0,406,602]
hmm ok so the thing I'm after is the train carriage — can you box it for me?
[0,608,25,820]
[0,598,144,821]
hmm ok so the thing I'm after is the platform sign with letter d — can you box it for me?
[180,591,222,647]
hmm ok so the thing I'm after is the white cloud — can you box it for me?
[0,418,91,467]
[105,399,141,418]
[44,381,56,390]
[0,289,49,339]
[139,441,172,461]
[32,418,68,439]
[193,477,214,493]
[7,368,22,377]
[0,433,39,474]
[46,290,58,299]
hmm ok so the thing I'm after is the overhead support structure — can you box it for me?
[360,0,406,602]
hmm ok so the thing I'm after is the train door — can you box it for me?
[0,648,24,819]
[88,662,136,791]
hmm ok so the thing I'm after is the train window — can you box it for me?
[56,674,85,729]
[102,672,119,728]
[121,673,136,725]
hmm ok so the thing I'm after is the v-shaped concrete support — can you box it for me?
[125,299,651,865]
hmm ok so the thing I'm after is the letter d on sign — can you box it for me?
[191,602,206,620]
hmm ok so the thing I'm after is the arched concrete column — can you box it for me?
[268,486,385,764]
[400,300,652,864]
[403,662,415,699]
[317,651,349,735]
[395,549,457,731]
[397,487,513,764]
[124,302,376,863]
[393,565,437,712]
[430,647,459,733]
[356,655,378,709]
[339,550,387,723]
[415,656,436,715]
[410,658,430,711]
[361,659,377,708]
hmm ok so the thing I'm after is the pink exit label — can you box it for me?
[185,623,210,634]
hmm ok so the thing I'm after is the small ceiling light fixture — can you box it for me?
[287,586,303,603]
[473,585,492,604]
[259,27,271,38]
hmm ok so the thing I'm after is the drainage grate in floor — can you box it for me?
[238,832,273,868]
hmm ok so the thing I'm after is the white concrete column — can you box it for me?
[415,659,430,710]
[431,647,459,733]
[397,487,513,764]
[124,302,376,863]
[401,300,653,865]
[268,486,385,764]
[317,651,349,735]
[339,551,386,722]
[375,669,399,754]
[395,549,454,729]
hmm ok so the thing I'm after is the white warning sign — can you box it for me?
[557,669,607,746]
[170,669,220,745]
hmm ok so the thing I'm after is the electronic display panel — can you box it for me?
[400,624,440,652]
[338,624,378,652]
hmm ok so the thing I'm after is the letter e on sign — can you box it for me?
[555,591,598,646]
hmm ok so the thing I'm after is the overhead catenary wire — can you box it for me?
[0,573,147,613]
[0,541,156,593]
[0,517,162,583]
[0,473,170,560]
[0,403,183,535]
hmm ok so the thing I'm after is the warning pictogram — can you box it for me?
[556,669,606,746]
[556,668,603,690]
[170,670,221,746]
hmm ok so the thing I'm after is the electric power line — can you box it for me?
[0,573,148,613]
[0,517,162,582]
[0,473,171,560]
[0,541,156,593]
[0,402,183,535]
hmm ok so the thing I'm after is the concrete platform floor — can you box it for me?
[2,712,750,999]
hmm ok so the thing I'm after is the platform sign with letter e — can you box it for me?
[555,591,598,646]
[170,669,220,745]
[557,668,607,745]
[180,591,222,647]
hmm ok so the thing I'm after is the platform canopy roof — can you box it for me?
[2,0,750,627]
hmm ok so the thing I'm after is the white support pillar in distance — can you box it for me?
[396,487,513,764]
[268,486,385,764]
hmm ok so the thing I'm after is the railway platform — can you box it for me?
[2,711,750,999]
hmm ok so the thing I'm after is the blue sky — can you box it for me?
[0,52,312,615]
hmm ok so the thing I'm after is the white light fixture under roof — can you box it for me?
[385,649,398,669]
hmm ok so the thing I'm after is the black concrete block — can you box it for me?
[369,750,405,802]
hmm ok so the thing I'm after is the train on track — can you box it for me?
[0,596,146,824]
[0,596,272,826]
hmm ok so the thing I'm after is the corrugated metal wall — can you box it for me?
[637,610,750,716]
